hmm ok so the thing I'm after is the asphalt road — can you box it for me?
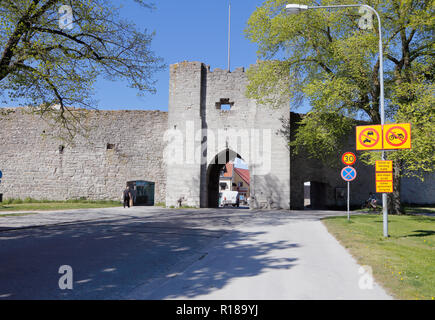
[0,207,392,299]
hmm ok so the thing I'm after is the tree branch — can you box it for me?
[32,27,105,61]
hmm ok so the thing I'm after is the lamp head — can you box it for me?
[285,4,309,14]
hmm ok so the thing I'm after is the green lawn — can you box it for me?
[0,200,121,213]
[322,214,435,300]
[355,205,435,214]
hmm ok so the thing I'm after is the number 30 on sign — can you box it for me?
[342,152,356,166]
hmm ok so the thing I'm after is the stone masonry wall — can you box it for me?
[0,108,167,203]
[166,61,290,209]
[400,172,435,205]
[290,112,435,209]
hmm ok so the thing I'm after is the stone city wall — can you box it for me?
[0,108,167,203]
[290,112,435,209]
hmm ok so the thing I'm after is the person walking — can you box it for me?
[123,185,131,208]
[367,192,378,211]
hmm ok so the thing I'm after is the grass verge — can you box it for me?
[0,212,39,218]
[0,199,121,212]
[355,205,435,214]
[322,214,435,300]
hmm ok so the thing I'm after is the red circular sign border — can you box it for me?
[358,128,380,148]
[385,126,408,147]
[341,166,357,182]
[342,152,356,166]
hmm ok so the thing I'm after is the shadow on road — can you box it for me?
[146,233,299,299]
[0,211,300,299]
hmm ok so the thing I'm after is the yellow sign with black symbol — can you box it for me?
[383,123,411,150]
[356,125,383,150]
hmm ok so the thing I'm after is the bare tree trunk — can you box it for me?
[388,159,405,214]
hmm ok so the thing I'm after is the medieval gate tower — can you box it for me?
[165,61,290,209]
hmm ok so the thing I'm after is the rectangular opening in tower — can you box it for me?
[215,98,233,110]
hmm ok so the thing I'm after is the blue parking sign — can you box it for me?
[341,166,357,182]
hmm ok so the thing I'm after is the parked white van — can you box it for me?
[219,190,239,207]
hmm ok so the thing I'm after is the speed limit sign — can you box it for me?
[342,152,356,166]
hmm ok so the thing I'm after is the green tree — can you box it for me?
[0,0,163,136]
[245,0,434,214]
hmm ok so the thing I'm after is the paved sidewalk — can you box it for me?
[129,217,392,300]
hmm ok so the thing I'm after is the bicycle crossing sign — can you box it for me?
[356,125,383,150]
[383,123,411,150]
[341,166,357,182]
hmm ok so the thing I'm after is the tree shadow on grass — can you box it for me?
[407,230,435,237]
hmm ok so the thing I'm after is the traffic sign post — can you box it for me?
[356,123,411,237]
[341,165,357,221]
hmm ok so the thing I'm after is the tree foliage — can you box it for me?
[246,0,433,168]
[245,0,434,213]
[0,0,163,136]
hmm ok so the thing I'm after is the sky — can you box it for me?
[1,0,311,113]
[95,0,267,111]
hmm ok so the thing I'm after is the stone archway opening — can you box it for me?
[205,148,249,208]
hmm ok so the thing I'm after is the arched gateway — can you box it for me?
[165,62,290,209]
[206,148,243,208]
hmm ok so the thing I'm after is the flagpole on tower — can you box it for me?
[228,1,231,71]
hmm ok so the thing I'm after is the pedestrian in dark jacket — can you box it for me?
[123,186,131,208]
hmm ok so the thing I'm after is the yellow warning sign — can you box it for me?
[376,181,393,193]
[383,123,411,150]
[376,172,393,181]
[375,160,393,172]
[356,125,383,150]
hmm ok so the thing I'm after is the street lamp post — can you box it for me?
[286,3,388,237]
